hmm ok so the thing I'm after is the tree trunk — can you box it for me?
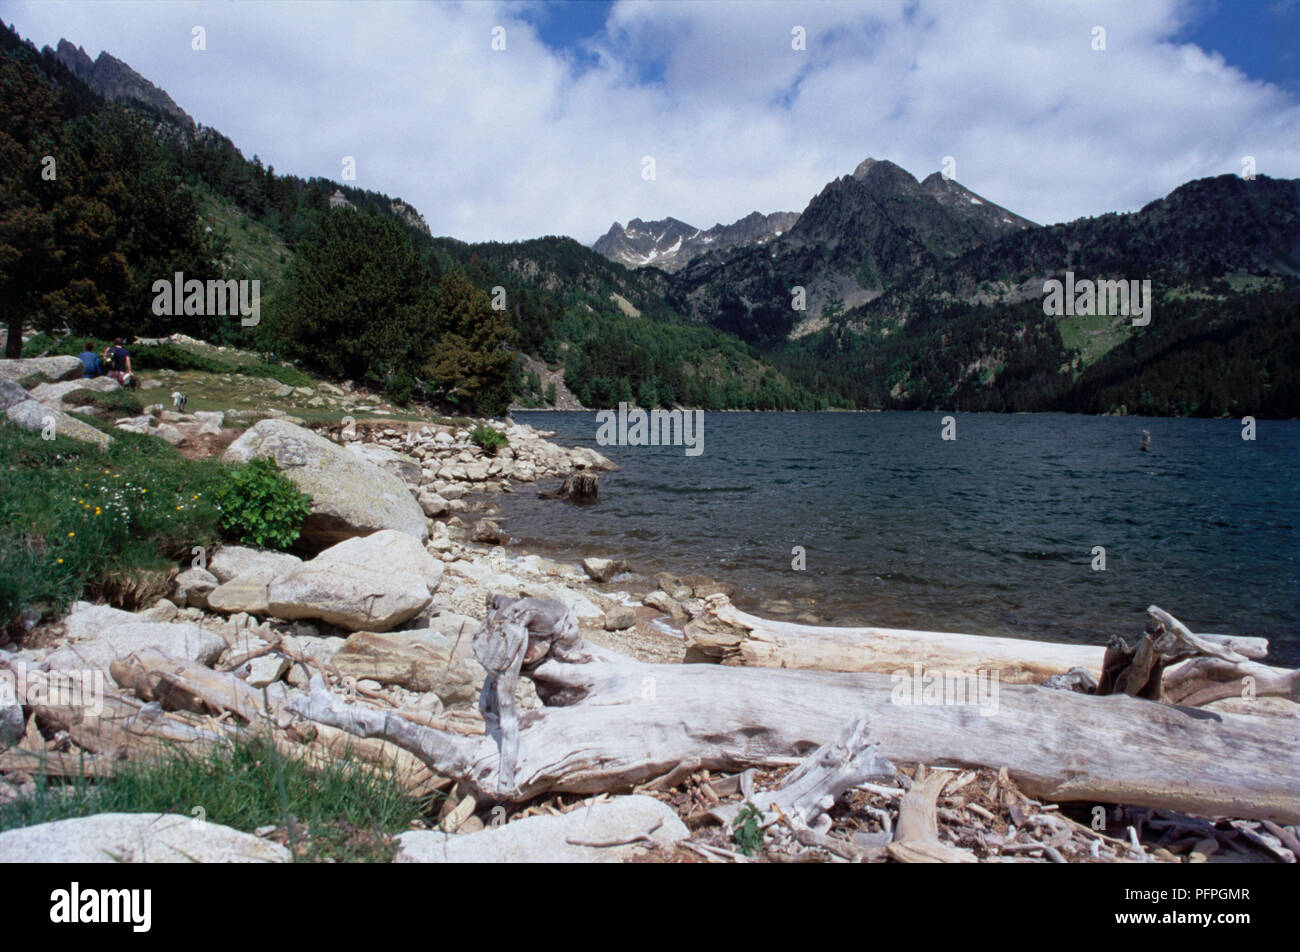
[288,637,1300,824]
[684,596,1271,687]
[4,314,23,359]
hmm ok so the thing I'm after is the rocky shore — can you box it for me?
[2,355,1294,864]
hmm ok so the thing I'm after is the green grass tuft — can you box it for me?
[0,733,429,862]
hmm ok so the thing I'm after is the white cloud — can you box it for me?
[6,0,1298,243]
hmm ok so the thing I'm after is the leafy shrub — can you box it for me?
[732,802,764,856]
[470,425,508,455]
[213,457,313,550]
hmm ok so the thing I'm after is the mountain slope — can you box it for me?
[668,158,1035,340]
[771,173,1300,416]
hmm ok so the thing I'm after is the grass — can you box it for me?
[0,419,226,631]
[1056,311,1132,367]
[0,733,430,862]
[196,183,291,301]
[71,388,145,416]
[20,334,314,389]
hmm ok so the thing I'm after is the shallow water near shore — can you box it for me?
[499,411,1300,666]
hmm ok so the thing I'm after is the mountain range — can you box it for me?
[593,211,798,272]
[6,23,1297,417]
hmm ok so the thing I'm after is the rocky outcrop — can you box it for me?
[29,376,120,408]
[223,419,427,546]
[46,615,225,676]
[0,356,83,385]
[5,400,111,449]
[208,546,302,585]
[52,40,197,132]
[0,379,29,410]
[267,530,441,631]
[593,211,799,273]
[0,813,290,863]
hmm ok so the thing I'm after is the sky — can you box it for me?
[4,0,1298,244]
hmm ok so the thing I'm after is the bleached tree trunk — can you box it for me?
[684,596,1271,688]
[288,637,1300,824]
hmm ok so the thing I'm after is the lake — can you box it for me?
[499,411,1299,666]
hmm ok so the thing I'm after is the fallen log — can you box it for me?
[684,596,1271,688]
[110,649,445,796]
[288,601,1300,824]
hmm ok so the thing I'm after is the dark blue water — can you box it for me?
[500,412,1300,665]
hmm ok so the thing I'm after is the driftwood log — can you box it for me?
[684,596,1273,690]
[288,597,1300,824]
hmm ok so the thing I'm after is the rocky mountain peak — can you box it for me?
[593,211,795,272]
[852,157,916,186]
[50,38,195,132]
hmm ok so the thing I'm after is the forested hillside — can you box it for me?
[3,19,1295,417]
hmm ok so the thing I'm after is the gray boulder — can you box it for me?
[208,546,301,584]
[582,557,622,583]
[0,355,82,385]
[346,442,421,485]
[6,399,111,449]
[0,813,291,863]
[332,629,484,702]
[0,379,29,410]
[267,531,440,632]
[172,567,219,609]
[223,419,427,546]
[394,796,687,863]
[603,605,637,631]
[29,376,120,407]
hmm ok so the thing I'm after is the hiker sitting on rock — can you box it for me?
[77,340,103,378]
[103,337,133,386]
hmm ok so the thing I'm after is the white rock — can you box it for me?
[208,546,302,584]
[0,813,291,863]
[48,622,225,676]
[394,796,687,863]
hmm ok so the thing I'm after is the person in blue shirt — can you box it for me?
[77,341,103,378]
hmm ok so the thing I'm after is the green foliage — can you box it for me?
[0,420,224,630]
[0,733,426,862]
[213,457,312,550]
[470,425,508,456]
[268,209,517,414]
[73,387,144,416]
[0,48,226,356]
[731,803,765,856]
[420,270,517,415]
[775,280,1299,417]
